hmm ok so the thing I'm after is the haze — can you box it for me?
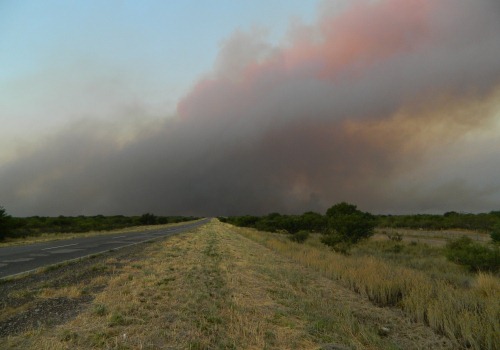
[1,0,499,217]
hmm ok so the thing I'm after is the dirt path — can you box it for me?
[1,220,451,349]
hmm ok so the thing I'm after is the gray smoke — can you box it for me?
[1,0,499,216]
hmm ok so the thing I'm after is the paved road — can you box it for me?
[0,219,209,279]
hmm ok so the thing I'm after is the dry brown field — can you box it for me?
[373,227,491,247]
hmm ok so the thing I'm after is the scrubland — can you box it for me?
[0,220,497,349]
[239,227,499,350]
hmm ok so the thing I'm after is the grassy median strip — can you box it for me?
[3,220,455,349]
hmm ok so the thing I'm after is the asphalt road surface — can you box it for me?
[0,219,209,279]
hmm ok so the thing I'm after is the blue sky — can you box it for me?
[1,1,318,80]
[0,1,319,160]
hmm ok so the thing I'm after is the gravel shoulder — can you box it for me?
[0,239,156,338]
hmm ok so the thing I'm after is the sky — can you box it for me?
[1,0,500,217]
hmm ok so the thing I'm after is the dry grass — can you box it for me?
[238,227,500,350]
[374,228,491,247]
[3,220,452,349]
[38,285,85,299]
[0,257,117,328]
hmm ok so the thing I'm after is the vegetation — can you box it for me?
[2,202,499,348]
[321,202,376,253]
[445,236,499,272]
[225,209,500,234]
[236,225,499,350]
[288,230,309,243]
[2,221,451,349]
[0,207,13,240]
[224,204,500,256]
[378,211,500,232]
[491,223,500,243]
[0,206,198,241]
[223,211,327,234]
[225,202,376,252]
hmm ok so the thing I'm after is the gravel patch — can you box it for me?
[0,240,156,338]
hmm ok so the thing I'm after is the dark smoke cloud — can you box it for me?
[1,0,500,216]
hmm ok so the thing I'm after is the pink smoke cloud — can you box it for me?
[1,0,499,216]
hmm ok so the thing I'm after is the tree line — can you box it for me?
[220,204,499,270]
[378,211,500,232]
[0,207,198,240]
[221,202,377,253]
[222,208,500,235]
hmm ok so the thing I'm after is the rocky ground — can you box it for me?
[0,241,151,338]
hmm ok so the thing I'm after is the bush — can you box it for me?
[0,206,13,240]
[321,202,376,253]
[490,224,500,243]
[232,215,260,228]
[139,213,157,225]
[320,234,352,254]
[289,230,309,243]
[386,231,403,242]
[299,212,327,232]
[445,236,500,272]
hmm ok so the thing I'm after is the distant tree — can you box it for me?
[289,230,309,243]
[491,223,500,243]
[0,206,13,240]
[157,216,169,225]
[254,213,284,233]
[326,202,359,217]
[445,236,499,272]
[321,202,376,254]
[139,213,157,225]
[300,211,327,232]
[232,215,259,227]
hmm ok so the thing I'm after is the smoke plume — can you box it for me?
[1,0,500,216]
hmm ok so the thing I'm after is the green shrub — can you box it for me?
[386,231,403,242]
[108,312,127,326]
[320,234,352,254]
[93,304,108,316]
[0,206,13,240]
[490,224,500,243]
[139,213,157,225]
[321,202,376,253]
[289,230,309,243]
[445,236,500,272]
